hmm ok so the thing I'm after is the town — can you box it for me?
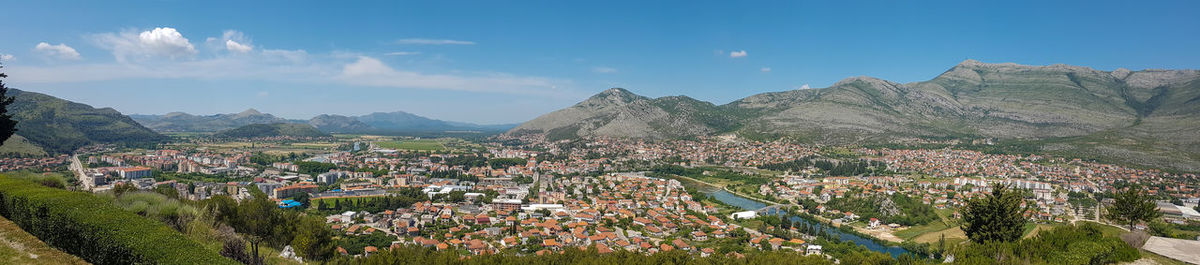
[26,133,1198,261]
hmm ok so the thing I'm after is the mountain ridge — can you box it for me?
[509,60,1200,171]
[132,110,515,134]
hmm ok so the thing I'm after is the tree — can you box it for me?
[238,186,279,263]
[961,183,1029,243]
[290,217,336,261]
[1105,186,1162,230]
[0,60,17,143]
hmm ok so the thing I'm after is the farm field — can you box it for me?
[377,139,446,151]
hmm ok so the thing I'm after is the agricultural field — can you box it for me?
[0,216,88,265]
[377,139,446,151]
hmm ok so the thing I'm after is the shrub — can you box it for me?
[0,176,238,265]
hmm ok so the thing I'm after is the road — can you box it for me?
[68,154,90,190]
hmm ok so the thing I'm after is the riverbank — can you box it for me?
[655,173,914,257]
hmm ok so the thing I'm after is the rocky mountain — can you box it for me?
[4,89,165,154]
[509,60,1200,171]
[212,123,330,139]
[131,109,289,132]
[509,88,738,140]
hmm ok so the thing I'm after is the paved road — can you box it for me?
[68,154,90,190]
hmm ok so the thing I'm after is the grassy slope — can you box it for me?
[0,216,88,265]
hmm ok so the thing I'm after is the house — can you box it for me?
[730,211,757,220]
[868,218,881,229]
[806,245,823,256]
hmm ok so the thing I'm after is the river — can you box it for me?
[672,176,912,257]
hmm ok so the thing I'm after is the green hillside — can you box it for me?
[7,89,165,154]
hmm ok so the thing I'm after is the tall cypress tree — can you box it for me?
[0,61,18,143]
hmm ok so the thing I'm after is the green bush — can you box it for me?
[0,176,238,265]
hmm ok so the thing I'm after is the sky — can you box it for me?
[1,1,1198,124]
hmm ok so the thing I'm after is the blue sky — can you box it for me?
[1,1,1198,124]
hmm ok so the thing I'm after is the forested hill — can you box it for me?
[5,89,165,154]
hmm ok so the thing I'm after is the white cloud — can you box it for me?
[225,40,253,53]
[34,42,82,60]
[257,91,269,97]
[760,67,771,72]
[592,66,617,74]
[385,51,421,56]
[394,38,475,45]
[729,50,747,58]
[12,29,569,97]
[207,30,253,53]
[92,27,196,61]
[0,54,13,62]
[798,84,811,89]
[338,56,564,95]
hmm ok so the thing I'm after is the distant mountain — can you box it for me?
[133,109,513,134]
[355,111,458,131]
[509,60,1200,171]
[509,88,737,140]
[212,123,330,139]
[308,114,373,133]
[131,109,289,132]
[4,89,165,154]
[348,111,514,133]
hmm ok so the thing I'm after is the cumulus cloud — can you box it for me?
[34,42,82,60]
[92,27,196,61]
[12,28,569,97]
[729,50,747,58]
[797,84,811,89]
[338,56,563,94]
[0,54,13,62]
[394,38,475,45]
[385,51,420,56]
[760,67,771,72]
[225,40,253,53]
[592,66,617,74]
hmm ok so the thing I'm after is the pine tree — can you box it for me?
[1105,186,1162,230]
[961,183,1028,243]
[0,60,18,143]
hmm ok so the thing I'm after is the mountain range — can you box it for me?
[131,110,516,134]
[510,60,1200,171]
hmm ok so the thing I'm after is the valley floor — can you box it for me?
[0,216,88,265]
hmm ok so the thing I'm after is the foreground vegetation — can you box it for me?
[0,216,88,265]
[0,176,237,264]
